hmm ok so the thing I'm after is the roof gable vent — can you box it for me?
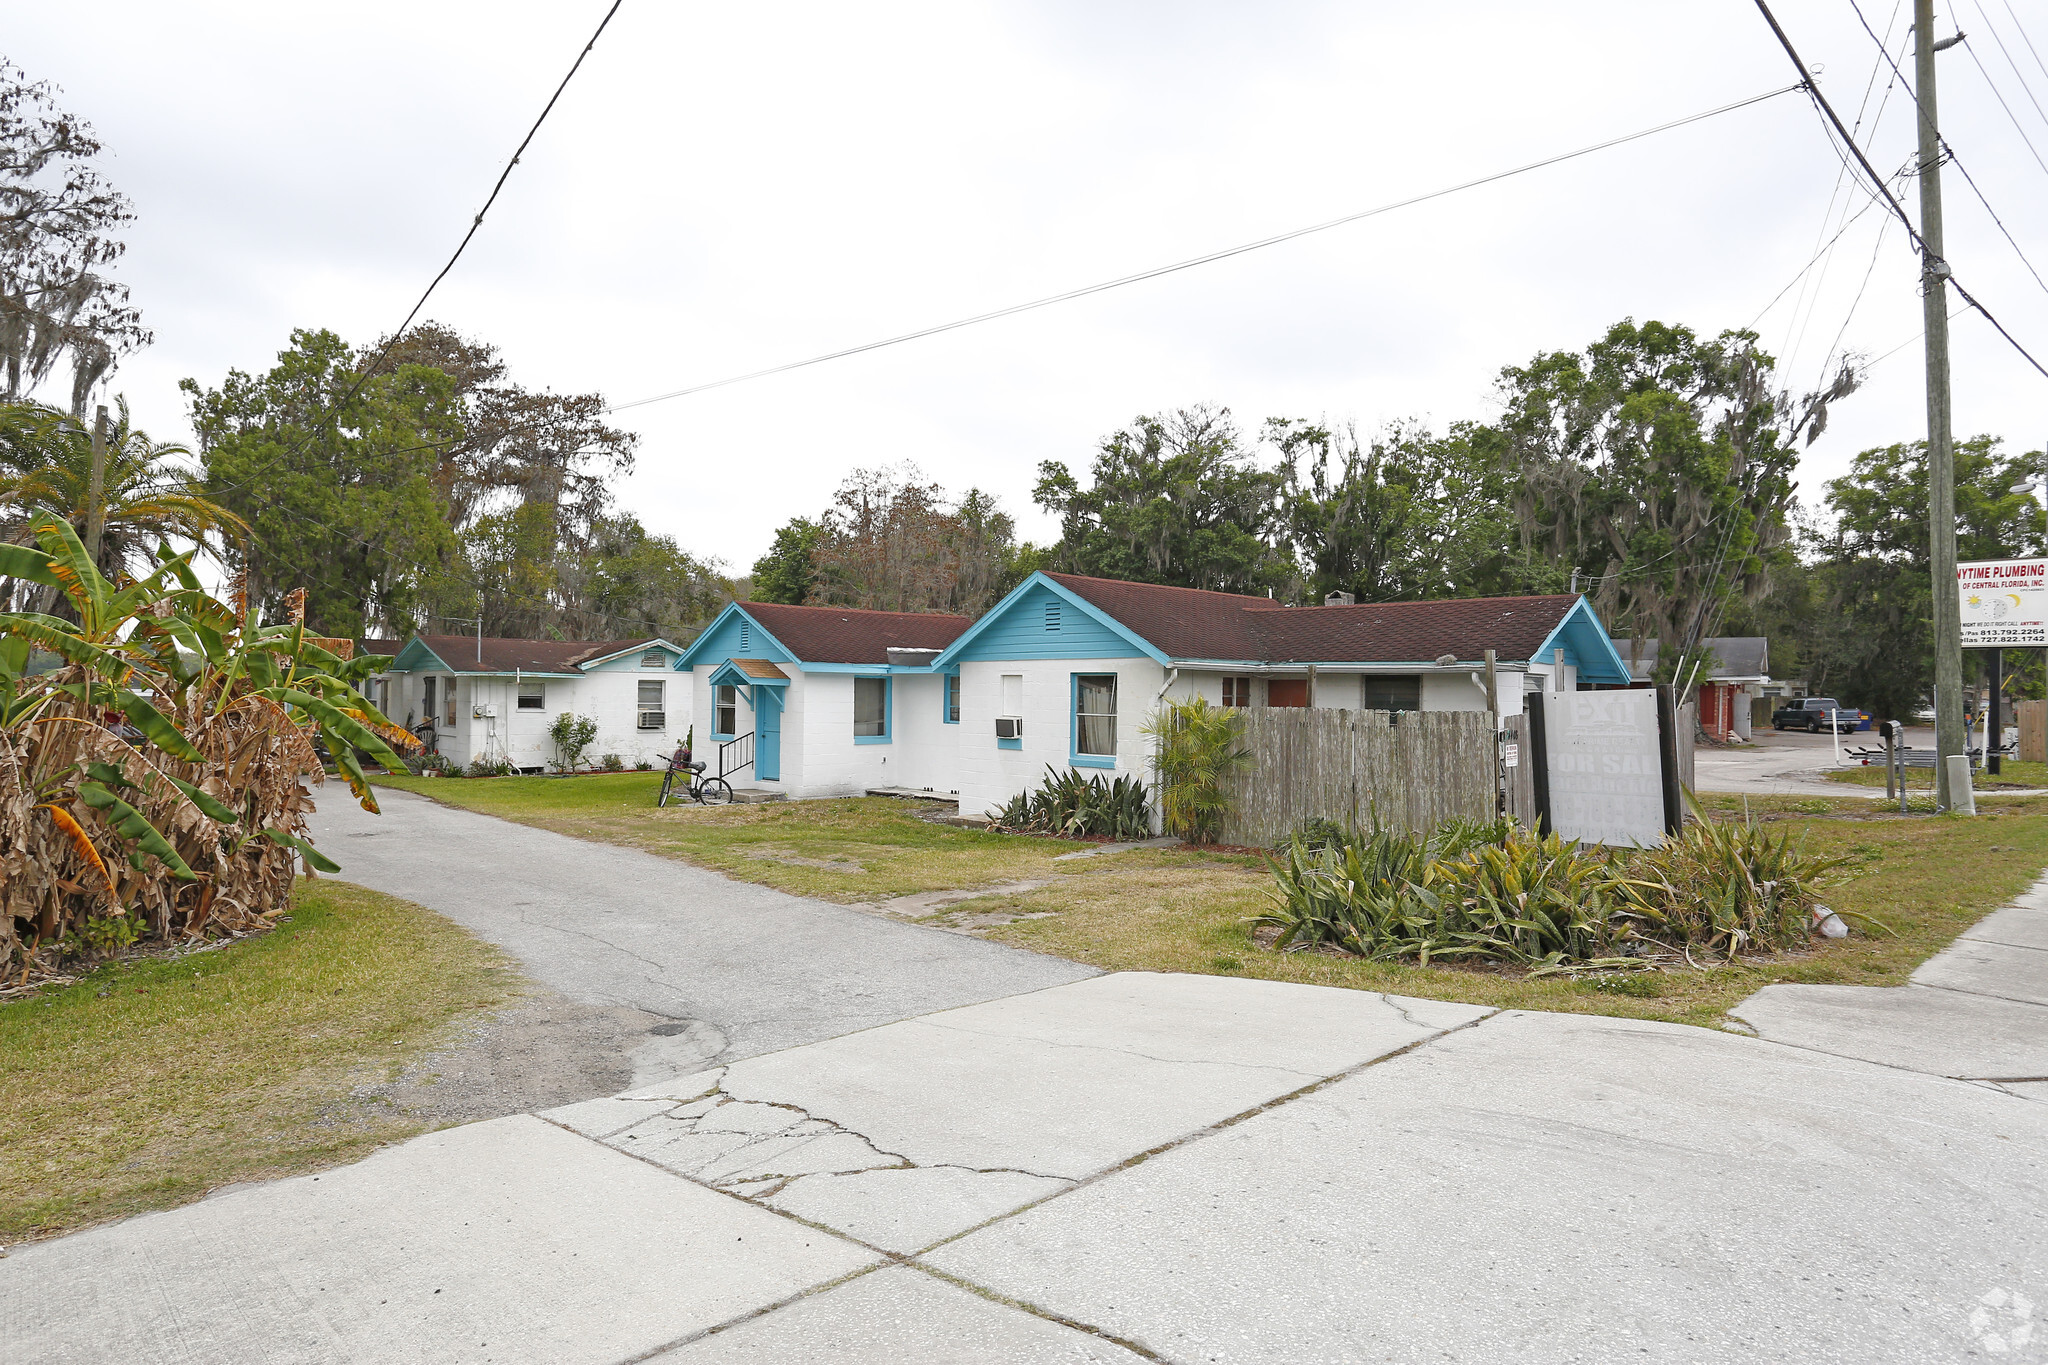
[1045,601,1062,631]
[740,621,751,652]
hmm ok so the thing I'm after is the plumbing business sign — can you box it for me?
[1959,559,2048,647]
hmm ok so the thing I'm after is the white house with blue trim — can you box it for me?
[373,634,691,771]
[678,573,1629,816]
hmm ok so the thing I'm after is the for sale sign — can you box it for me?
[1959,559,2048,647]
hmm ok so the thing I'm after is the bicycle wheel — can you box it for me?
[698,777,735,806]
[657,771,675,807]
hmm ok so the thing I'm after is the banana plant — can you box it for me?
[1,515,410,918]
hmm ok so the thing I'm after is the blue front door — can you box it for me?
[755,686,782,781]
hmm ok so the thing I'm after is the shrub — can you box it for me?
[600,752,624,772]
[465,753,515,778]
[1610,813,1852,957]
[634,759,653,771]
[1258,809,1850,970]
[1142,697,1249,844]
[406,752,453,776]
[548,713,599,772]
[1,515,414,977]
[986,766,1153,840]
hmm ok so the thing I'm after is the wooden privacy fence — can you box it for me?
[1217,707,1496,846]
[2019,699,2048,764]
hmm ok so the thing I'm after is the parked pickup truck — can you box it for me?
[1772,697,1859,733]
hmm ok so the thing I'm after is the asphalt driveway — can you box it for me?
[303,787,1096,1073]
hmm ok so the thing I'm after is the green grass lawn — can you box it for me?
[374,773,1098,901]
[377,773,2048,1033]
[1825,759,2048,790]
[975,796,2048,1028]
[1,879,520,1244]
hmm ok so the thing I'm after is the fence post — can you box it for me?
[1655,684,1682,834]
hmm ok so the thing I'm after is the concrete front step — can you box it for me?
[727,787,787,804]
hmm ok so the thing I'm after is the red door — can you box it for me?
[1266,679,1308,708]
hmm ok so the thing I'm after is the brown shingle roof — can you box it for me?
[1044,573,1580,664]
[739,602,971,664]
[731,658,789,680]
[407,636,663,673]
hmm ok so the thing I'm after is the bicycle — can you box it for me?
[657,747,733,807]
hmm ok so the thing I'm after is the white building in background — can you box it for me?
[370,634,690,771]
[676,572,1631,815]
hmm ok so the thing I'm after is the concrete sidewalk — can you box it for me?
[9,890,2048,1361]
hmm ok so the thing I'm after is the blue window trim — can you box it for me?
[998,736,1022,750]
[854,675,892,745]
[942,670,960,724]
[1069,671,1117,768]
[710,682,741,742]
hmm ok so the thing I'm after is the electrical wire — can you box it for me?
[1846,0,2048,299]
[1779,1,1903,377]
[606,83,1803,414]
[1958,26,2048,176]
[1753,0,2048,382]
[1996,0,2048,85]
[1970,0,2048,132]
[210,1,625,495]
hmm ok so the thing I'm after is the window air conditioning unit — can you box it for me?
[638,711,666,730]
[995,717,1021,739]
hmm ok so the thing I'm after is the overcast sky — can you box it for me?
[9,0,2048,576]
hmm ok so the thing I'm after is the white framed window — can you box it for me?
[1074,673,1117,758]
[444,677,458,726]
[640,649,665,668]
[517,681,545,711]
[945,672,961,724]
[715,684,739,737]
[638,679,666,730]
[1000,673,1023,717]
[854,676,888,739]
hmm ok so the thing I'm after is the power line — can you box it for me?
[1779,0,1903,377]
[1958,24,2048,176]
[607,83,1804,414]
[1752,0,2048,382]
[211,1,624,495]
[1970,0,2048,133]
[1995,0,2048,86]
[1846,0,2048,298]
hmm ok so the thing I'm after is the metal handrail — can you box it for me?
[718,731,753,780]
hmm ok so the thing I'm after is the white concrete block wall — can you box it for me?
[955,657,1163,821]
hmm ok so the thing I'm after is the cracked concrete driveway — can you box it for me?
[304,787,1096,1075]
[11,806,2046,1362]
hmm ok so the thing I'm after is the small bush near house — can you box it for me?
[634,759,653,771]
[405,752,453,777]
[988,766,1153,840]
[599,752,624,773]
[1142,696,1249,844]
[548,713,599,772]
[465,754,516,778]
[1259,810,1850,971]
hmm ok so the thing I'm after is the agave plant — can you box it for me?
[985,766,1154,840]
[0,514,414,978]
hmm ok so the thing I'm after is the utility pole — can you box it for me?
[84,404,109,565]
[1915,0,1968,812]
